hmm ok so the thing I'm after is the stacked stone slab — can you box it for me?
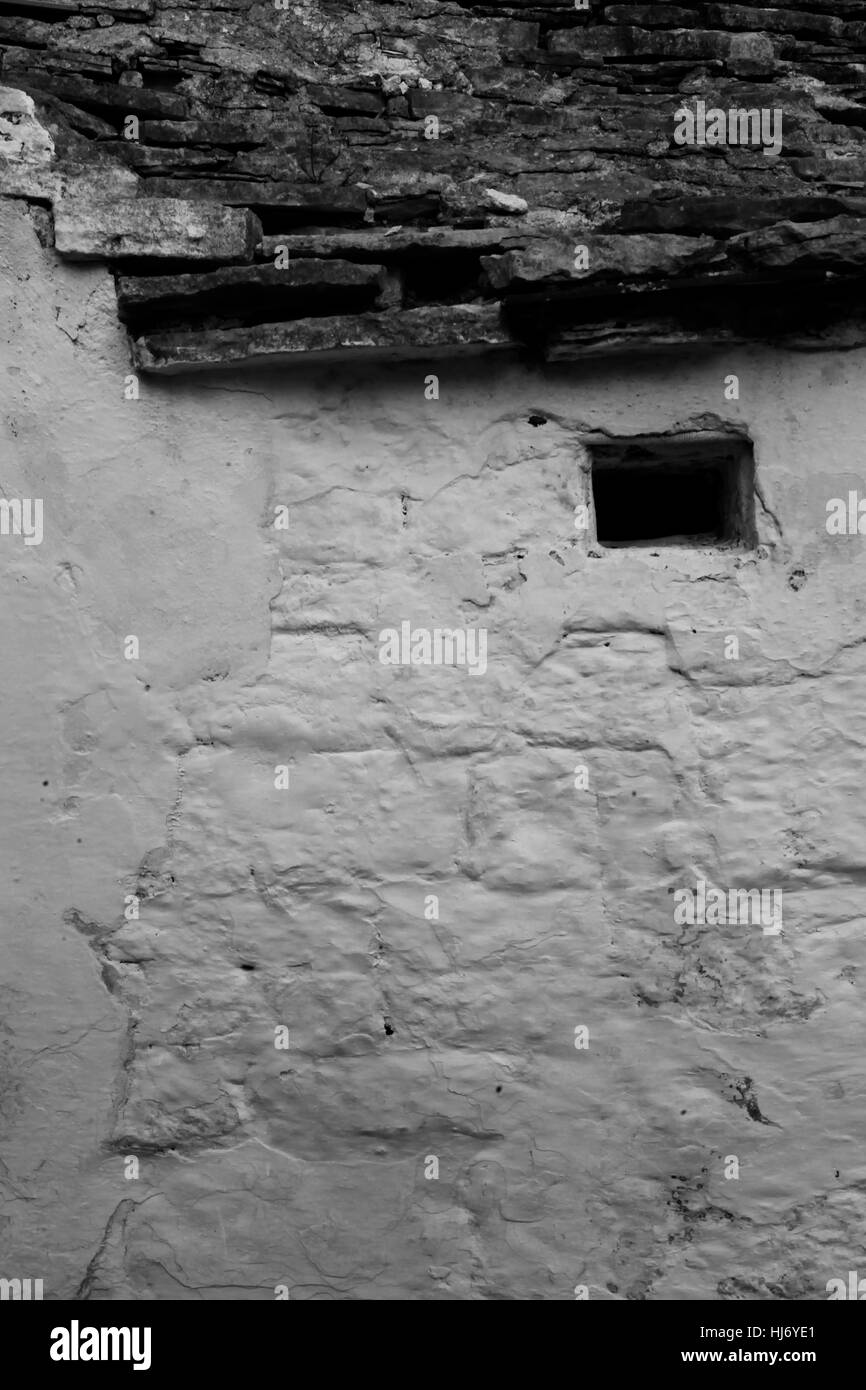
[2,2,866,364]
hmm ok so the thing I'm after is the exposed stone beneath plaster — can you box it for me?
[3,3,866,363]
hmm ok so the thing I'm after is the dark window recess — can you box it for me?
[588,434,756,548]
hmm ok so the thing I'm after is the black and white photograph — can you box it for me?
[0,0,863,1355]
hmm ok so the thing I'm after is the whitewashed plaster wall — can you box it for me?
[2,198,865,1300]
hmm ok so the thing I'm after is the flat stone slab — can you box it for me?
[116,260,388,322]
[482,234,724,291]
[54,197,260,264]
[13,0,154,11]
[483,219,866,295]
[258,227,523,261]
[728,216,866,273]
[143,179,369,218]
[133,304,513,372]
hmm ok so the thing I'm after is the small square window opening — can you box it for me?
[588,434,756,549]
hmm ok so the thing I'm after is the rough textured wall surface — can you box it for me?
[5,1,866,362]
[2,193,866,1300]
